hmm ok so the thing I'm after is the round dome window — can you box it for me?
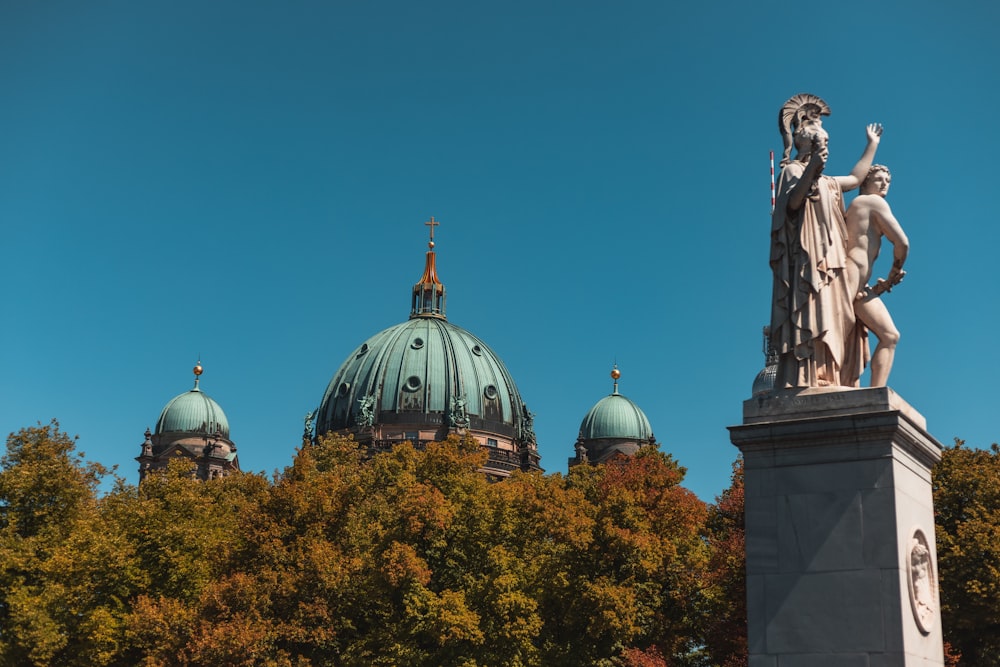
[356,343,369,358]
[484,385,498,400]
[411,337,424,349]
[337,382,351,397]
[405,376,422,391]
[472,344,483,356]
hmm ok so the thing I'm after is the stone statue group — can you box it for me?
[770,93,909,390]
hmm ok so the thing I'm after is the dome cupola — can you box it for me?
[137,361,240,481]
[155,363,231,438]
[313,219,540,477]
[410,216,446,319]
[571,366,656,466]
[752,326,779,396]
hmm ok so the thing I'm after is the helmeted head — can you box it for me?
[778,93,832,166]
[793,120,829,158]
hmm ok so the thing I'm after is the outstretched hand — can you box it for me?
[867,123,883,144]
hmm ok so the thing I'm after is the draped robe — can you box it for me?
[770,161,866,387]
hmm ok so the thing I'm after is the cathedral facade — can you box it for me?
[139,221,673,478]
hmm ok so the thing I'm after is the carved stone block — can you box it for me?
[730,388,944,665]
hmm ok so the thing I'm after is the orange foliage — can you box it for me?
[622,645,668,667]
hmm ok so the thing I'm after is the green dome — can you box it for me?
[753,326,779,396]
[155,387,231,438]
[579,392,653,441]
[312,227,541,476]
[316,316,531,440]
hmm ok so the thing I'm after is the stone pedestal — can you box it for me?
[729,387,945,667]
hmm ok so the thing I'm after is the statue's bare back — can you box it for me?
[845,194,889,298]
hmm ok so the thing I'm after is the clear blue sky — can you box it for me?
[2,1,997,500]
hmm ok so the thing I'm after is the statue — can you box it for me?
[770,93,882,388]
[356,394,376,428]
[449,396,470,428]
[844,165,908,387]
[521,403,537,449]
[303,410,315,437]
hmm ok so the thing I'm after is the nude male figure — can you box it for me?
[845,165,909,387]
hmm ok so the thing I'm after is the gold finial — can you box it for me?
[425,216,440,249]
[611,364,620,394]
[193,358,203,389]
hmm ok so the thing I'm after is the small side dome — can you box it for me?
[572,366,655,466]
[752,326,778,396]
[579,393,653,441]
[138,361,240,482]
[155,387,230,438]
[752,366,777,396]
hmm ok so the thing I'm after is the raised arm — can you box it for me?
[834,123,883,191]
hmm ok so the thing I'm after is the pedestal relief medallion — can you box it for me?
[907,527,938,634]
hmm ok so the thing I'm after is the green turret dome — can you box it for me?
[571,367,655,466]
[155,386,230,438]
[138,362,240,481]
[752,326,778,396]
[579,393,653,441]
[312,221,540,477]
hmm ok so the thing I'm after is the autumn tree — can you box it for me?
[166,436,718,666]
[0,420,139,666]
[702,457,747,667]
[105,459,273,666]
[171,434,493,666]
[0,423,741,666]
[933,439,1000,666]
[565,447,712,666]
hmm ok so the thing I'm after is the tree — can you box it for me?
[703,457,747,667]
[566,447,711,666]
[107,459,272,666]
[0,420,137,666]
[0,424,737,666]
[933,439,1000,666]
[180,436,717,666]
[188,434,492,666]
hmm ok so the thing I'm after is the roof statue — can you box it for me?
[769,93,891,389]
[303,409,315,443]
[449,396,470,429]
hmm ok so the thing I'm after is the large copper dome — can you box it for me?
[312,223,540,476]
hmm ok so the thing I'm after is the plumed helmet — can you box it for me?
[778,93,831,166]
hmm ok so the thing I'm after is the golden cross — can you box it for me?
[424,216,440,243]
